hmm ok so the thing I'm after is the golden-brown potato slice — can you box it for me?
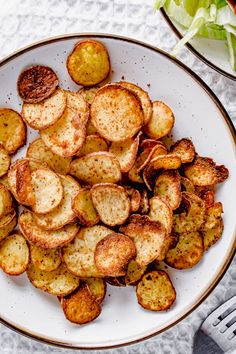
[19,211,79,249]
[140,139,159,151]
[127,150,149,184]
[27,263,80,296]
[201,202,223,231]
[154,170,181,210]
[33,175,80,230]
[83,277,106,304]
[86,119,98,135]
[120,214,166,266]
[62,225,112,277]
[139,189,149,215]
[202,219,224,251]
[94,233,136,276]
[72,188,99,226]
[0,144,10,177]
[0,184,13,218]
[197,189,215,208]
[0,108,26,154]
[105,277,126,287]
[91,183,130,226]
[0,211,17,242]
[137,143,168,173]
[126,187,141,213]
[22,88,66,130]
[149,196,173,234]
[125,260,147,285]
[70,152,121,185]
[61,284,101,324]
[67,40,110,86]
[170,138,195,163]
[136,270,176,311]
[184,156,229,186]
[78,87,99,105]
[91,84,144,142]
[144,101,174,139]
[0,233,29,275]
[0,175,10,190]
[117,81,152,124]
[76,135,108,157]
[165,231,204,269]
[180,176,195,193]
[30,244,61,272]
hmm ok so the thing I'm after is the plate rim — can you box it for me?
[0,32,235,350]
[161,8,236,81]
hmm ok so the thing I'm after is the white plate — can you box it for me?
[0,34,235,350]
[161,9,236,81]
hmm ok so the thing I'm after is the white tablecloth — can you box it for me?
[0,1,235,353]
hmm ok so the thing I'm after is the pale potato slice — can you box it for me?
[149,196,173,234]
[184,156,229,186]
[67,40,110,86]
[31,168,63,214]
[0,108,26,154]
[180,176,195,193]
[61,284,101,324]
[0,184,13,218]
[22,88,66,130]
[83,277,106,304]
[78,87,99,105]
[202,219,224,251]
[165,232,204,269]
[125,260,147,285]
[170,138,195,163]
[91,183,130,226]
[27,263,80,296]
[33,175,80,230]
[126,187,141,213]
[30,244,61,272]
[120,214,166,266]
[139,190,149,214]
[137,143,168,173]
[154,170,181,210]
[136,270,176,311]
[76,135,108,157]
[0,211,17,242]
[72,188,99,226]
[91,84,144,142]
[144,101,174,139]
[19,211,79,249]
[70,152,121,185]
[27,138,71,174]
[0,234,29,275]
[94,233,136,276]
[109,134,139,173]
[0,144,10,177]
[62,225,112,277]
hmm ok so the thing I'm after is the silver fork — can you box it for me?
[193,294,236,353]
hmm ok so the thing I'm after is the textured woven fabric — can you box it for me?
[0,1,235,353]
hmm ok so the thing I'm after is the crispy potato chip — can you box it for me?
[83,277,106,304]
[180,176,195,193]
[154,170,181,210]
[27,263,80,296]
[120,214,166,266]
[17,65,59,103]
[136,270,176,311]
[76,134,108,157]
[197,189,215,209]
[0,211,17,242]
[19,211,79,249]
[170,138,195,163]
[91,183,130,226]
[62,225,112,277]
[184,156,229,186]
[61,284,101,324]
[0,144,10,178]
[22,88,66,130]
[125,260,147,285]
[202,219,224,251]
[165,231,204,269]
[0,233,29,275]
[78,87,99,105]
[0,108,26,154]
[139,189,149,214]
[105,277,126,287]
[91,84,144,142]
[0,175,10,190]
[94,233,136,276]
[126,187,141,213]
[0,184,13,218]
[137,144,168,174]
[30,244,61,272]
[140,139,159,151]
[86,119,98,135]
[72,188,99,226]
[67,40,110,86]
[144,101,174,139]
[149,196,173,234]
[201,202,223,231]
[128,150,149,184]
[70,152,121,185]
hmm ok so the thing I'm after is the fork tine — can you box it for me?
[218,308,236,333]
[202,295,236,327]
[225,321,236,338]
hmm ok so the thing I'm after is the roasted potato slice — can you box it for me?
[149,196,173,234]
[184,156,229,186]
[76,134,108,157]
[0,175,10,190]
[67,40,110,86]
[83,277,106,304]
[86,119,98,135]
[0,144,10,177]
[137,143,168,174]
[22,88,66,130]
[0,184,13,218]
[0,234,29,275]
[144,101,174,139]
[140,139,159,151]
[19,211,79,249]
[94,233,136,276]
[126,187,141,213]
[27,263,80,296]
[165,231,204,269]
[70,152,121,185]
[30,244,61,272]
[0,108,26,154]
[202,219,224,251]
[136,270,176,311]
[201,202,223,231]
[170,138,195,163]
[17,65,59,103]
[128,150,150,184]
[105,277,126,287]
[61,284,101,324]
[180,176,195,193]
[197,189,215,208]
[72,188,99,226]
[139,189,149,214]
[78,87,99,105]
[91,183,130,226]
[154,170,181,210]
[120,214,166,266]
[0,211,17,242]
[91,84,144,142]
[125,260,147,285]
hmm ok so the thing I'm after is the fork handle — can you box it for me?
[225,349,236,354]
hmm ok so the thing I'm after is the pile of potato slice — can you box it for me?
[0,39,229,325]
